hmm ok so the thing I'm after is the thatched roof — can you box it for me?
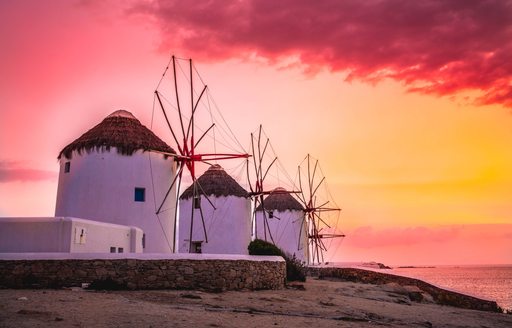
[58,110,175,159]
[180,164,249,200]
[256,187,304,212]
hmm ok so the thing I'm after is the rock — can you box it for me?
[408,291,424,302]
[286,283,305,290]
[180,293,202,299]
[17,297,28,301]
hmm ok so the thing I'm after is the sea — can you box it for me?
[330,263,512,311]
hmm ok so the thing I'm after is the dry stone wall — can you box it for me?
[0,258,285,291]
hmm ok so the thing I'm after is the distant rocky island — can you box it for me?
[360,262,392,269]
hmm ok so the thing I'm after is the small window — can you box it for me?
[191,242,202,254]
[118,247,124,253]
[194,196,201,209]
[268,211,274,219]
[134,188,145,202]
[64,161,71,173]
[110,247,116,253]
[74,227,86,244]
[142,233,146,249]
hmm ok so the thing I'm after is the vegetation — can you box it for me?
[248,239,307,282]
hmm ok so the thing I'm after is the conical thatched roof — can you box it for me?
[180,164,249,200]
[58,110,175,159]
[256,187,304,212]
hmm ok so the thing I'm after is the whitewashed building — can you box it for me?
[54,110,177,253]
[178,164,251,254]
[255,187,307,262]
[0,217,143,253]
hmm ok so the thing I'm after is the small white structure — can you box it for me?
[255,187,307,262]
[0,217,143,253]
[178,165,251,254]
[55,110,177,253]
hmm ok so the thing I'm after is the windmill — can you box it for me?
[295,154,345,264]
[246,125,300,244]
[151,55,249,252]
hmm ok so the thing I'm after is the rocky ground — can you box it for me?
[1,278,510,327]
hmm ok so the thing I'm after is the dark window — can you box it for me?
[134,188,145,202]
[192,242,202,254]
[142,233,146,249]
[194,196,201,209]
[110,247,116,253]
[118,247,124,253]
[269,211,274,218]
[64,161,71,173]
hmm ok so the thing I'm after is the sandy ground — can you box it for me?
[0,278,510,328]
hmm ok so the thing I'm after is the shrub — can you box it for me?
[285,253,307,282]
[248,238,284,257]
[248,239,307,282]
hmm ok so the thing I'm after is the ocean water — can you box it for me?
[388,265,512,311]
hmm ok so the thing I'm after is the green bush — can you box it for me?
[248,238,284,256]
[285,254,307,282]
[248,239,307,282]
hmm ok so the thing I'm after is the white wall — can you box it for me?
[68,217,143,253]
[255,210,308,263]
[0,217,71,252]
[0,217,143,253]
[179,196,251,255]
[55,149,176,253]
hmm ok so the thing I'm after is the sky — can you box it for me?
[1,0,511,265]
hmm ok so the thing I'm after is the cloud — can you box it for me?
[346,225,461,248]
[0,161,57,183]
[332,224,512,265]
[129,0,512,108]
[344,224,512,249]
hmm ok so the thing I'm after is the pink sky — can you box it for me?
[1,0,511,265]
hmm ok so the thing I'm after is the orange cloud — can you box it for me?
[347,225,461,248]
[330,224,512,265]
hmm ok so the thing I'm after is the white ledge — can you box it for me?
[0,252,285,262]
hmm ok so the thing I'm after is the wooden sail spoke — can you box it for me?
[194,123,215,148]
[156,164,184,214]
[155,91,183,155]
[312,212,331,229]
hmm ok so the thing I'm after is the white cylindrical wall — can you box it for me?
[55,149,176,253]
[178,196,251,255]
[255,210,308,263]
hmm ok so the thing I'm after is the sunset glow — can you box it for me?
[1,0,511,265]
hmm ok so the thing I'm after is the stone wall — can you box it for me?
[0,257,285,291]
[308,267,501,313]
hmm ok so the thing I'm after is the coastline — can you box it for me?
[308,266,502,312]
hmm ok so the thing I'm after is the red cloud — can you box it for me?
[0,161,57,183]
[129,0,512,107]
